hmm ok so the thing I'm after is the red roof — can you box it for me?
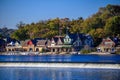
[27,40,33,45]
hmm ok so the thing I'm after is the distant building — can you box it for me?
[97,37,115,53]
[47,36,73,54]
[6,40,22,51]
[112,37,120,52]
[84,34,94,47]
[21,40,35,52]
[4,32,94,54]
[35,40,47,52]
[47,33,94,54]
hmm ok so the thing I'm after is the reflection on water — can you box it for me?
[0,67,120,80]
[0,54,120,63]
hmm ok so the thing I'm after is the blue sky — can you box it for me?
[0,0,120,29]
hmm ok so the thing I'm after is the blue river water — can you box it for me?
[0,54,120,80]
[0,67,120,80]
[0,54,120,63]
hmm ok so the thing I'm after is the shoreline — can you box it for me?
[0,51,119,56]
[0,63,120,69]
[0,54,119,56]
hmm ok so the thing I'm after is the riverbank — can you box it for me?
[0,63,120,69]
[0,51,115,55]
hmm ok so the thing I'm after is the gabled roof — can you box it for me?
[103,37,115,43]
[21,39,34,47]
[98,37,115,47]
[46,40,51,46]
[50,36,64,45]
[53,37,58,43]
[57,37,63,45]
[48,33,94,46]
[110,37,120,46]
[5,37,15,43]
[27,40,35,45]
[20,40,29,47]
[34,38,46,43]
[68,33,86,44]
[36,40,47,46]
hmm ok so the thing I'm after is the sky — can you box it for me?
[0,0,120,29]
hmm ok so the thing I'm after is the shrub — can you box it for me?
[115,48,120,54]
[91,48,97,52]
[80,49,91,54]
[80,48,97,54]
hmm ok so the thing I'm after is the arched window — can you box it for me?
[8,49,11,51]
[36,48,39,52]
[12,49,14,51]
[29,48,33,51]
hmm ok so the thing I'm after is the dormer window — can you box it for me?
[51,38,56,46]
[64,34,71,44]
[51,41,55,46]
[15,42,19,46]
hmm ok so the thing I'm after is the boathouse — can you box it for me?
[6,40,22,51]
[97,37,115,53]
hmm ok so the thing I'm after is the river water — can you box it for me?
[0,67,120,80]
[0,54,120,63]
[0,54,120,80]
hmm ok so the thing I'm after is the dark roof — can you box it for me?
[53,36,64,45]
[53,37,58,43]
[110,37,120,45]
[36,40,47,46]
[68,33,86,44]
[57,37,63,45]
[5,37,20,44]
[34,38,45,42]
[0,39,5,45]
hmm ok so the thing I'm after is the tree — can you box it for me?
[10,4,120,41]
[88,28,105,47]
[16,21,25,29]
[93,4,120,21]
[89,28,105,38]
[106,4,120,16]
[104,16,120,36]
[81,18,93,33]
[11,29,29,40]
[70,17,83,33]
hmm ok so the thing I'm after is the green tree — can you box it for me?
[70,17,83,33]
[104,16,120,36]
[10,4,120,41]
[106,4,120,16]
[81,18,93,33]
[11,29,29,40]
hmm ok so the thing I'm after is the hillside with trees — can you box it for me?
[11,4,120,46]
